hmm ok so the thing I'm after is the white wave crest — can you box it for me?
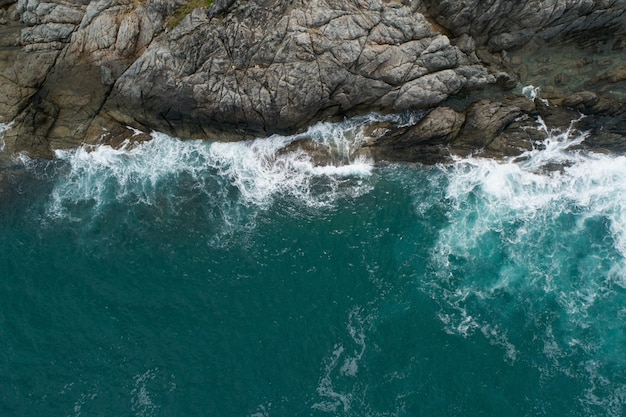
[205,133,372,209]
[444,118,626,260]
[427,116,626,367]
[522,85,540,101]
[46,115,384,221]
[415,115,626,415]
[521,85,549,105]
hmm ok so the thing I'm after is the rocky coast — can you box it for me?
[3,3,626,414]
[0,0,625,163]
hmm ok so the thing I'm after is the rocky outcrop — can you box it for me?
[1,0,185,156]
[0,0,625,162]
[365,97,537,163]
[105,0,494,140]
[424,0,626,51]
[368,90,626,164]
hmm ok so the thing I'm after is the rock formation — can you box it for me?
[0,0,625,162]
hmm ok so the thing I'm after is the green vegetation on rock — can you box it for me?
[167,0,214,30]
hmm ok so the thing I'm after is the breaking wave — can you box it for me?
[419,116,626,415]
[8,105,626,416]
[38,113,424,227]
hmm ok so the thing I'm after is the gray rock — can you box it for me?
[106,0,493,139]
[488,29,534,52]
[1,0,625,161]
[455,34,476,54]
[561,91,599,109]
[8,5,20,21]
[1,0,177,155]
[368,106,465,161]
[21,22,75,43]
[455,99,524,150]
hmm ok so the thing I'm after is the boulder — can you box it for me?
[366,106,466,163]
[105,0,493,139]
[453,99,525,153]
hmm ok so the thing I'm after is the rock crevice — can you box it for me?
[0,0,624,162]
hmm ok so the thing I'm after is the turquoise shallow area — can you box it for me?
[1,121,626,417]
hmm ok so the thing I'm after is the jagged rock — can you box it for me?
[11,86,58,158]
[453,99,525,153]
[104,0,494,140]
[0,0,625,162]
[366,94,626,163]
[1,0,180,155]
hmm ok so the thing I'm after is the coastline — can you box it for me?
[0,0,625,163]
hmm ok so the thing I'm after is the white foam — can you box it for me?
[131,369,159,417]
[581,360,626,417]
[31,110,428,224]
[0,121,14,153]
[521,85,549,105]
[443,118,626,257]
[71,392,98,417]
[298,110,423,159]
[126,125,144,137]
[46,114,388,222]
[522,85,541,101]
[248,403,272,417]
[312,344,352,413]
[205,133,372,209]
[49,133,211,216]
[426,115,626,371]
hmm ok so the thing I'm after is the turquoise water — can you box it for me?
[1,114,626,416]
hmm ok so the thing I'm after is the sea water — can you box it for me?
[1,109,626,417]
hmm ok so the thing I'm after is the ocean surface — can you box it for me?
[1,107,626,417]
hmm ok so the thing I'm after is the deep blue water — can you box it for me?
[1,114,626,416]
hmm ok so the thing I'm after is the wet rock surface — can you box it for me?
[369,92,626,164]
[0,0,624,163]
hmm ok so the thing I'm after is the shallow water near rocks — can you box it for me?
[507,37,626,98]
[1,114,626,417]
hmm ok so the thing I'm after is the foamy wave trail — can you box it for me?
[44,114,399,226]
[421,118,626,414]
[312,307,371,415]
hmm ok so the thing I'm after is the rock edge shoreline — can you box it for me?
[0,0,625,164]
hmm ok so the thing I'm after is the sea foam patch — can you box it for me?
[419,116,626,413]
[313,307,371,414]
[45,115,393,223]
